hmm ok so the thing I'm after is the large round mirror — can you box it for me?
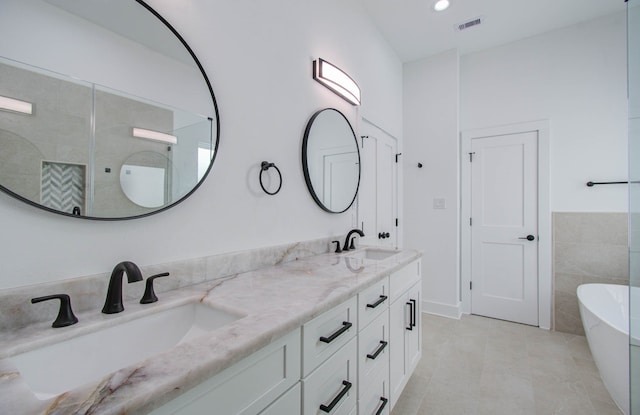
[302,108,360,213]
[0,0,219,219]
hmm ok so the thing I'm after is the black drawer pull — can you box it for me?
[406,301,413,331]
[366,295,388,309]
[410,298,417,328]
[366,340,388,360]
[319,380,352,412]
[375,397,389,415]
[319,321,352,343]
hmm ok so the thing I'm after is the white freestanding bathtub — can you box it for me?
[577,283,638,415]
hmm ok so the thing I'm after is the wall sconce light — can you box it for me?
[0,95,33,115]
[313,58,361,106]
[132,127,177,144]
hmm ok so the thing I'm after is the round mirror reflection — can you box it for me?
[0,0,219,219]
[302,108,360,213]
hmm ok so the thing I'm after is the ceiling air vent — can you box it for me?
[456,16,483,32]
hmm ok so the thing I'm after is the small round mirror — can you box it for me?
[302,108,360,213]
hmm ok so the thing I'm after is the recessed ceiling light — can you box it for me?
[433,0,450,12]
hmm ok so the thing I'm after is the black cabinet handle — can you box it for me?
[518,234,535,241]
[410,299,417,329]
[366,295,388,309]
[375,397,389,415]
[378,232,391,239]
[319,321,352,343]
[366,340,388,360]
[319,380,352,413]
[406,301,413,331]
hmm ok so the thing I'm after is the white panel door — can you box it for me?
[323,152,359,212]
[470,131,538,326]
[358,123,397,248]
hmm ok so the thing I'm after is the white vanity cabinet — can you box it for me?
[149,328,301,415]
[389,260,422,410]
[147,259,421,415]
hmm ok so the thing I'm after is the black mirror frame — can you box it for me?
[0,0,220,221]
[302,108,360,214]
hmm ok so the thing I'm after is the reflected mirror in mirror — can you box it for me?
[302,108,360,213]
[0,0,219,219]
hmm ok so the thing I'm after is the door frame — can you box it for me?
[460,120,551,329]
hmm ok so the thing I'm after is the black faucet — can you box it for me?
[102,261,143,314]
[343,229,365,251]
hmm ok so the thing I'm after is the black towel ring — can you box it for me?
[260,161,282,195]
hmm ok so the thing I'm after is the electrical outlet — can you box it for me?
[433,198,446,209]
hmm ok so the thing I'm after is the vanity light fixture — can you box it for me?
[433,0,450,12]
[313,58,361,106]
[0,95,33,115]
[132,127,177,145]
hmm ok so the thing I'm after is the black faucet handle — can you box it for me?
[31,294,79,328]
[332,240,342,253]
[140,272,170,304]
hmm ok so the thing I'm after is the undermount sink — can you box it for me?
[10,302,242,400]
[346,248,399,261]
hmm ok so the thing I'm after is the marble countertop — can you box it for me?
[0,247,421,415]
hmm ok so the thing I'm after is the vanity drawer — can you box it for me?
[150,328,300,415]
[389,260,421,302]
[259,382,301,415]
[302,296,357,377]
[302,337,357,415]
[358,309,389,389]
[358,363,390,415]
[358,277,389,329]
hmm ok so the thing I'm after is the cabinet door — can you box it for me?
[389,296,409,407]
[405,282,422,375]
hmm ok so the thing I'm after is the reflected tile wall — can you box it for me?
[553,212,628,335]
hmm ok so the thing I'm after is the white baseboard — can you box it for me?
[421,300,462,319]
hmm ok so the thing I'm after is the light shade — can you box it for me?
[313,58,361,106]
[0,95,33,114]
[132,127,177,144]
[434,0,450,11]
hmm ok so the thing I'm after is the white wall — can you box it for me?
[461,12,628,212]
[403,50,461,317]
[0,0,402,289]
[403,12,626,314]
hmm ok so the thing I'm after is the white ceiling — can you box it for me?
[355,0,627,62]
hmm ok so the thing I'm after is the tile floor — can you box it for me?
[391,313,622,415]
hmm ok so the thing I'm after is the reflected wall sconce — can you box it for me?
[313,58,361,106]
[0,95,33,115]
[132,127,177,144]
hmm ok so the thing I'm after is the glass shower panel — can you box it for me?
[629,0,640,414]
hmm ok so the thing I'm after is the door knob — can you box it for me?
[519,235,535,241]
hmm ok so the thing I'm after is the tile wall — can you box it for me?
[553,212,628,334]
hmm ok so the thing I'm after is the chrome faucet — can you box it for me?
[343,229,365,251]
[102,261,143,314]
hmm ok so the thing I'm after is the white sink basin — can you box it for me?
[346,248,399,261]
[10,302,242,400]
